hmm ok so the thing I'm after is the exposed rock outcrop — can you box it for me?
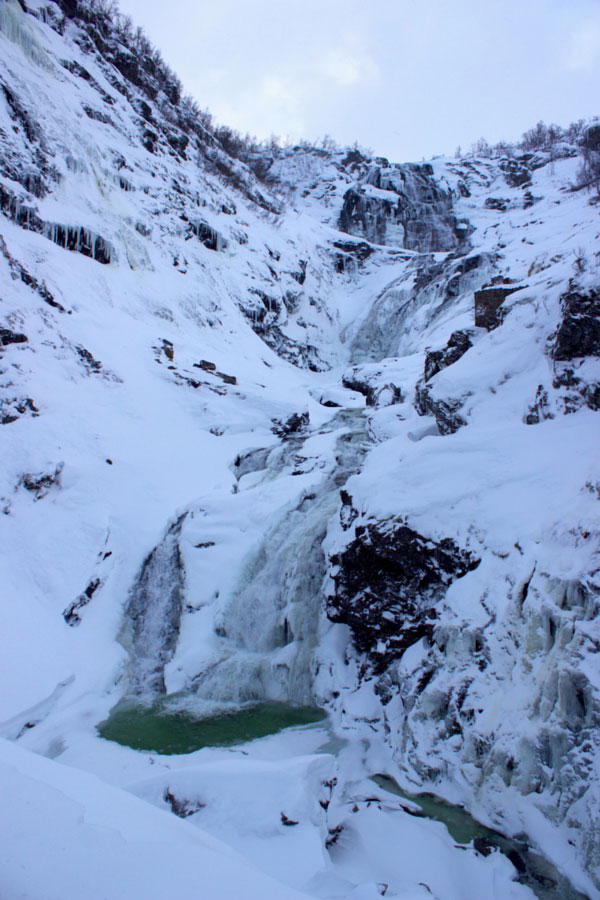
[338,163,468,252]
[551,286,600,413]
[423,329,473,382]
[551,287,600,361]
[327,516,479,672]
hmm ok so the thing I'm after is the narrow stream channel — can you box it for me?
[371,774,591,900]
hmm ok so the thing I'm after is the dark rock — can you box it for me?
[187,221,225,251]
[523,191,539,210]
[341,369,402,408]
[500,158,532,188]
[338,163,464,252]
[216,371,237,385]
[1,396,39,424]
[551,287,600,361]
[82,105,113,126]
[582,124,600,153]
[271,411,309,437]
[473,836,498,857]
[290,260,307,284]
[339,489,359,531]
[524,386,554,424]
[164,789,205,819]
[484,197,509,212]
[423,330,473,382]
[326,825,344,848]
[0,328,28,346]
[327,518,479,672]
[280,812,298,826]
[19,463,63,500]
[194,359,216,372]
[0,187,114,263]
[63,577,101,626]
[414,383,466,435]
[76,344,102,374]
[474,283,521,330]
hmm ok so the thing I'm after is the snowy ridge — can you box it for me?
[0,1,599,898]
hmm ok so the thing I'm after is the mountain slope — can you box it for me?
[1,1,599,898]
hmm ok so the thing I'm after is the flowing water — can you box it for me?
[371,775,591,900]
[101,407,369,749]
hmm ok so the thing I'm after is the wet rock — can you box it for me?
[423,330,473,382]
[327,518,479,672]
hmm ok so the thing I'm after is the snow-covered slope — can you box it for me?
[1,1,599,898]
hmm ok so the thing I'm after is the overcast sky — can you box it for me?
[115,0,600,162]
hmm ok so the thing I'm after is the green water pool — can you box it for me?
[97,697,327,755]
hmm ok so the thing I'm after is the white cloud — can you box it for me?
[566,18,600,71]
[319,46,379,87]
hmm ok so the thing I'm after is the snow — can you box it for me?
[0,1,599,897]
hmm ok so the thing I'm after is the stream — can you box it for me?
[371,774,591,900]
[96,395,591,900]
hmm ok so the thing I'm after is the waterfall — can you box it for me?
[125,514,187,698]
[190,410,371,707]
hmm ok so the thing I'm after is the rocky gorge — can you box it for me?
[0,1,599,898]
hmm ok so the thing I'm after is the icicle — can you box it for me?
[0,0,51,68]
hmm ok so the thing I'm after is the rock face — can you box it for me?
[327,515,479,673]
[341,367,402,408]
[551,287,600,413]
[474,284,520,329]
[414,385,466,434]
[338,163,466,252]
[423,329,473,382]
[413,329,474,434]
[552,287,600,361]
